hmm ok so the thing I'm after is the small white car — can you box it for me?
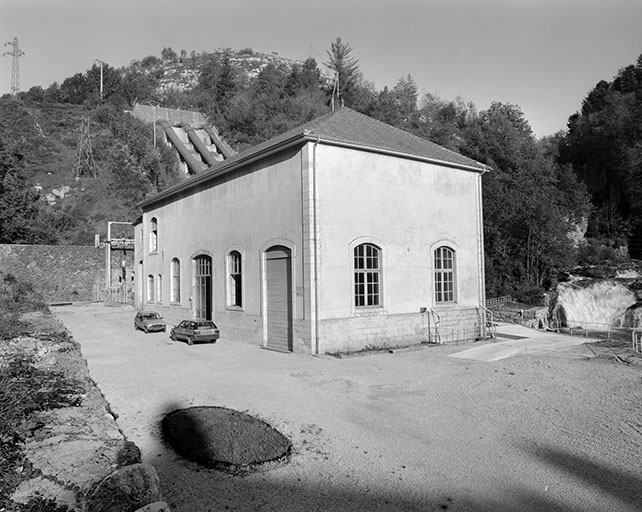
[134,311,166,334]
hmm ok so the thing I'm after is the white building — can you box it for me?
[134,107,489,354]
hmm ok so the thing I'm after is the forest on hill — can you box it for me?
[1,40,641,298]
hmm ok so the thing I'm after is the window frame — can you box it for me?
[226,250,244,310]
[434,245,456,304]
[353,242,382,309]
[146,274,155,303]
[156,274,162,303]
[149,217,158,253]
[170,258,181,304]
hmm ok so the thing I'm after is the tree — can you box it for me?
[393,74,418,120]
[60,73,91,104]
[0,139,56,244]
[462,103,590,294]
[161,47,177,63]
[324,38,362,108]
[559,52,642,254]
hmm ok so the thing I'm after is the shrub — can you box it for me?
[577,238,628,265]
[513,286,546,306]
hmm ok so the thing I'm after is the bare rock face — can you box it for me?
[86,463,161,512]
[6,315,162,511]
[11,476,77,510]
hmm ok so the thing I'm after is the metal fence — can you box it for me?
[95,282,134,304]
[486,295,513,308]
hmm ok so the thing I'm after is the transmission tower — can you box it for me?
[74,117,97,179]
[3,37,24,98]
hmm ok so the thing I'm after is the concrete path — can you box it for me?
[449,323,598,362]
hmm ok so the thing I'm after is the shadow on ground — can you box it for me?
[523,443,642,510]
[148,402,642,512]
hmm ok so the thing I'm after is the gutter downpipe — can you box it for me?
[477,167,489,337]
[312,136,320,355]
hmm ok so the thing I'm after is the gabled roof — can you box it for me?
[139,107,488,209]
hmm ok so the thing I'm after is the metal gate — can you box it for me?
[194,255,212,320]
[265,246,293,351]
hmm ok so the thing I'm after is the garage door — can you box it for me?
[266,247,292,351]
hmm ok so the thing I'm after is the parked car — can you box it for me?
[134,311,166,333]
[170,320,220,345]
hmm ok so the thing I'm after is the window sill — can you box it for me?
[353,306,385,316]
[433,302,459,309]
[226,305,244,312]
[170,301,181,306]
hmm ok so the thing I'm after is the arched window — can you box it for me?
[157,274,162,303]
[354,243,381,307]
[170,258,181,303]
[434,246,456,303]
[149,218,158,253]
[146,274,155,302]
[227,250,243,308]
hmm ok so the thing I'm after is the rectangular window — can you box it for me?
[354,243,381,307]
[228,251,243,308]
[146,275,154,303]
[171,258,181,303]
[434,246,455,303]
[149,218,158,253]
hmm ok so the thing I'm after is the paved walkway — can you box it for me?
[449,322,598,362]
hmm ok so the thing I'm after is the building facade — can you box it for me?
[135,108,489,354]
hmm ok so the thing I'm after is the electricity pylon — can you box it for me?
[3,37,24,98]
[74,117,97,179]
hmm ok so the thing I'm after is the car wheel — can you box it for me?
[144,326,148,334]
[187,336,194,346]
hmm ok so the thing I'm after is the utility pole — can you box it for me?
[3,37,24,98]
[95,59,106,101]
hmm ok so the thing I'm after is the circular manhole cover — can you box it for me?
[162,406,292,473]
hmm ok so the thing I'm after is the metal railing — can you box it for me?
[486,295,512,308]
[479,306,497,340]
[633,330,642,353]
[545,317,638,344]
[95,282,134,304]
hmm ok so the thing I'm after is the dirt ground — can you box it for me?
[53,304,642,512]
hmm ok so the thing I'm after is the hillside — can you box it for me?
[0,47,330,245]
[0,100,180,244]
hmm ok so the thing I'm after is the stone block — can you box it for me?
[86,462,161,512]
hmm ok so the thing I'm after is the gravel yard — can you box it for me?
[54,303,642,512]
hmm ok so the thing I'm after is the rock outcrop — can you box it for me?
[3,313,166,511]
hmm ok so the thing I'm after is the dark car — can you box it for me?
[134,311,166,333]
[170,320,220,345]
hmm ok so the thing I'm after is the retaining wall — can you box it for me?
[0,244,105,303]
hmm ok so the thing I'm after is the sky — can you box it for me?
[1,0,641,138]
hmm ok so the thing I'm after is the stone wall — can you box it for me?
[0,244,105,303]
[319,308,485,354]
